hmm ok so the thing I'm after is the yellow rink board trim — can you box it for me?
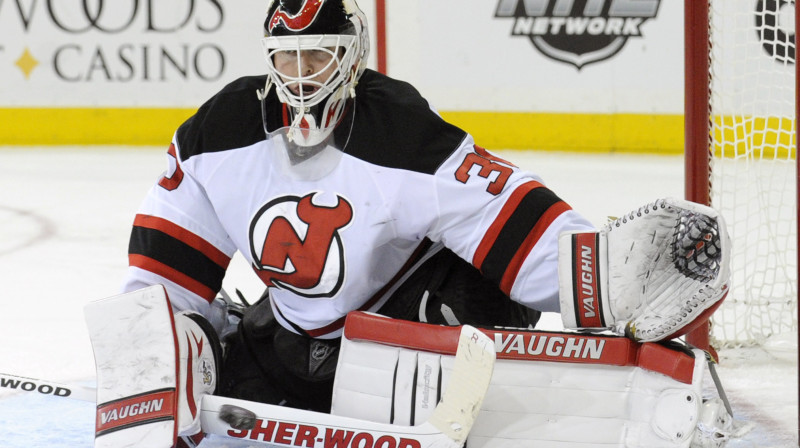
[0,108,685,152]
[441,111,684,154]
[0,108,196,146]
[6,108,793,157]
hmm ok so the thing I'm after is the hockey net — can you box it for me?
[685,0,798,352]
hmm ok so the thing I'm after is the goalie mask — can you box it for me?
[260,0,369,147]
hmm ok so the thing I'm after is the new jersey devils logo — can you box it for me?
[268,0,326,33]
[250,192,353,298]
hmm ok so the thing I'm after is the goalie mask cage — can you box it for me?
[684,0,798,356]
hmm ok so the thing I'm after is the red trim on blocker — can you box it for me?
[499,201,572,295]
[129,254,217,302]
[96,388,177,436]
[165,288,180,445]
[473,181,544,270]
[344,312,697,384]
[134,215,231,269]
[572,232,604,328]
[185,335,197,419]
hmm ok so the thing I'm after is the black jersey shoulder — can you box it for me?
[175,76,269,162]
[337,69,468,175]
[175,70,470,172]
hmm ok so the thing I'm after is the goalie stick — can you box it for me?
[1,323,495,448]
[0,372,95,402]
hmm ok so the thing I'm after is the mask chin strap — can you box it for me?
[257,76,312,143]
[288,107,310,142]
[256,64,360,144]
[256,77,273,137]
[347,65,359,98]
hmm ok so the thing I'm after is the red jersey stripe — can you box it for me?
[133,215,231,269]
[473,181,544,270]
[499,201,572,295]
[129,254,217,303]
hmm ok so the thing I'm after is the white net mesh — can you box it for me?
[707,0,797,348]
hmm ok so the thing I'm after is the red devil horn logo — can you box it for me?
[269,0,326,33]
[251,193,353,298]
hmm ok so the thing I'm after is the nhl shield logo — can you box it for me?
[495,0,662,69]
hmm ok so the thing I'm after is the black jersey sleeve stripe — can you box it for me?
[479,186,566,287]
[128,226,226,302]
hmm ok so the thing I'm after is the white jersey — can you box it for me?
[122,69,594,338]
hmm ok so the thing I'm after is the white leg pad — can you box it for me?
[333,312,732,448]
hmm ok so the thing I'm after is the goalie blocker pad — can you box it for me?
[333,312,732,448]
[85,285,221,448]
[85,286,179,447]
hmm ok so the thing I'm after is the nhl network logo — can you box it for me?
[495,0,661,69]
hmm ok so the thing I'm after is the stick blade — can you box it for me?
[427,325,495,445]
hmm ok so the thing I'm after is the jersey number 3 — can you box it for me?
[455,145,514,195]
[159,143,184,191]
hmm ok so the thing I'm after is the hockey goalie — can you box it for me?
[86,193,733,447]
[85,0,734,447]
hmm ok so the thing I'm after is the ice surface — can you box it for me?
[0,147,796,447]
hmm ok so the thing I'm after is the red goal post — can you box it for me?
[684,0,798,358]
[374,0,387,74]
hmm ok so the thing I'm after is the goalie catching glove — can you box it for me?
[559,198,730,342]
